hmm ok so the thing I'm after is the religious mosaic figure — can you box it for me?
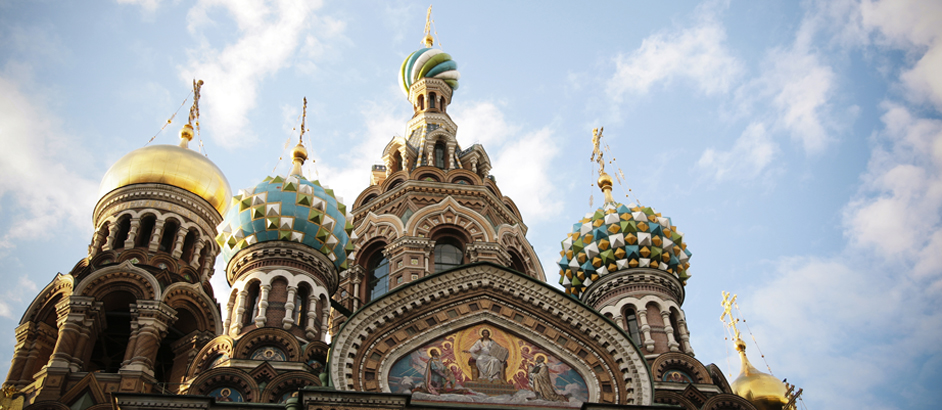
[466,329,509,382]
[423,348,456,394]
[528,356,567,402]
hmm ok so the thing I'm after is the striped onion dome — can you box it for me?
[399,47,460,96]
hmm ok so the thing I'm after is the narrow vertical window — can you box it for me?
[625,307,641,345]
[434,143,445,169]
[368,253,390,301]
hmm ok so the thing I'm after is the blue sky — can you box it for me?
[1,1,940,408]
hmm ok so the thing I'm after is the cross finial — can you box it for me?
[300,97,307,143]
[720,291,744,349]
[423,5,434,47]
[179,79,204,148]
[188,79,203,128]
[591,127,615,204]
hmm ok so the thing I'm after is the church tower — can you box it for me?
[5,81,230,401]
[181,99,353,402]
[332,26,544,331]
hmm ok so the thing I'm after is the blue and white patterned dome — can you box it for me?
[217,174,354,271]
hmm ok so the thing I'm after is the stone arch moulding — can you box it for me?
[19,274,73,325]
[404,196,496,242]
[161,282,223,335]
[73,261,160,300]
[187,367,260,402]
[328,262,654,405]
[650,352,712,384]
[187,335,235,379]
[353,213,404,245]
[232,327,302,362]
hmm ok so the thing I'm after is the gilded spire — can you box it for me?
[179,79,203,148]
[290,97,310,177]
[422,5,434,48]
[591,127,615,204]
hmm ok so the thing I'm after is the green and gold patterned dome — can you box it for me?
[216,143,354,272]
[557,201,692,297]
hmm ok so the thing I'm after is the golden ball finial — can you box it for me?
[292,142,308,162]
[423,34,434,48]
[179,123,194,148]
[598,172,613,190]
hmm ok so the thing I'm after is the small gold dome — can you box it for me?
[731,343,789,410]
[99,144,232,215]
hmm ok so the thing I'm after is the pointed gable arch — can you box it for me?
[328,263,654,405]
[404,196,495,242]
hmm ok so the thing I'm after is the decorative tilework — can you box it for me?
[217,175,355,271]
[557,203,691,297]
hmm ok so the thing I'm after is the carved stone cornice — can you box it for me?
[582,267,686,308]
[352,179,523,229]
[94,183,222,234]
[227,241,339,293]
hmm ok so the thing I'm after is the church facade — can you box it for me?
[2,28,791,410]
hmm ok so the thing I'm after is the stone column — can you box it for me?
[121,301,176,375]
[102,223,120,252]
[230,289,248,336]
[446,141,457,170]
[124,218,141,249]
[662,311,680,352]
[305,294,318,341]
[170,229,188,259]
[47,296,95,369]
[7,323,36,388]
[637,310,655,353]
[282,286,298,329]
[148,219,166,252]
[255,284,272,328]
[189,240,206,268]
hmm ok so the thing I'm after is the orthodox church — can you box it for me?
[1,18,800,410]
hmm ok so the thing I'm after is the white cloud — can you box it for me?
[861,0,942,110]
[608,3,741,100]
[178,0,342,148]
[0,74,98,254]
[697,122,777,181]
[844,103,942,279]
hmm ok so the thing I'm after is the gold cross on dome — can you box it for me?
[720,291,741,343]
[188,79,203,128]
[423,5,434,47]
[591,127,605,175]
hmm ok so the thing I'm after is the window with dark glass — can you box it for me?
[429,92,436,109]
[434,143,445,168]
[625,307,641,345]
[368,253,390,301]
[434,243,462,273]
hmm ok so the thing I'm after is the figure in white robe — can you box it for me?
[467,329,508,382]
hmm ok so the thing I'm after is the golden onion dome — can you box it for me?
[731,341,789,410]
[98,128,232,215]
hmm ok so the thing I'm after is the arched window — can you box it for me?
[509,251,526,274]
[440,96,446,113]
[159,220,179,252]
[624,307,641,345]
[418,95,425,111]
[429,92,436,109]
[434,142,446,169]
[181,230,197,262]
[433,242,463,273]
[670,309,683,349]
[244,282,260,326]
[392,151,403,173]
[89,291,135,373]
[368,253,390,301]
[295,286,309,326]
[114,216,131,248]
[137,215,156,248]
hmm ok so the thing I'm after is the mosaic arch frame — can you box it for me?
[329,263,654,405]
